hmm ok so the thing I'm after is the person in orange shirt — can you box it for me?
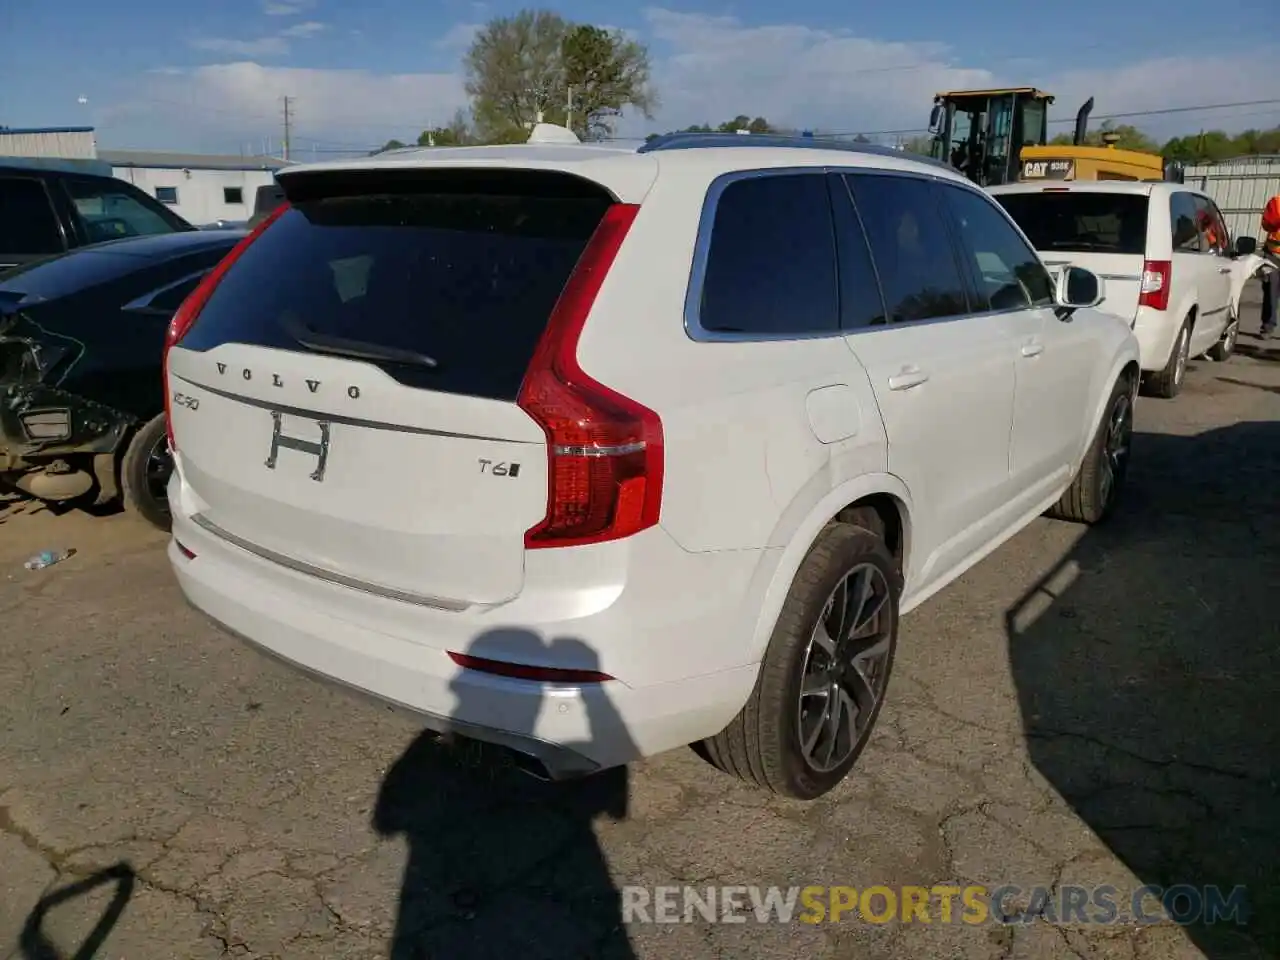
[1258,195,1280,338]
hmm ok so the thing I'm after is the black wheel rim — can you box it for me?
[145,435,173,506]
[1099,392,1132,506]
[797,563,893,773]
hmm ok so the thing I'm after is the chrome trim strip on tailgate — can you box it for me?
[190,512,472,612]
[1099,273,1141,281]
[174,374,539,444]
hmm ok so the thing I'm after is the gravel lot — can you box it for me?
[2,302,1277,960]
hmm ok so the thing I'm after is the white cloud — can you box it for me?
[635,8,1278,141]
[263,0,315,14]
[190,35,291,58]
[280,21,328,39]
[110,62,467,154]
[113,9,1279,154]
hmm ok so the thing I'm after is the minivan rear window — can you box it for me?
[993,191,1149,256]
[180,179,613,401]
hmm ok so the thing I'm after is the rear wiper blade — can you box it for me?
[282,317,438,369]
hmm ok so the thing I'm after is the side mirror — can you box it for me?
[1056,266,1106,310]
[928,105,941,131]
[1234,235,1257,257]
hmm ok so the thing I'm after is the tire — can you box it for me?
[1207,312,1239,362]
[120,413,174,531]
[1144,317,1191,399]
[1047,374,1134,525]
[698,521,900,800]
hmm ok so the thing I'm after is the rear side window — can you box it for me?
[698,173,838,336]
[0,177,64,256]
[994,191,1149,256]
[180,177,613,401]
[845,174,969,323]
[1170,192,1200,252]
[942,184,1055,311]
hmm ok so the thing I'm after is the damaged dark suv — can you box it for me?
[1,229,245,529]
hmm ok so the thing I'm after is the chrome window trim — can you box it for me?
[684,166,1013,343]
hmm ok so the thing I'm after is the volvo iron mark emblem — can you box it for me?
[265,411,331,482]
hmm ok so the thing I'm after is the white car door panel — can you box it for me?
[937,182,1094,503]
[838,173,1018,593]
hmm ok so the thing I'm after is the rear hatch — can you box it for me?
[165,168,620,606]
[993,188,1150,323]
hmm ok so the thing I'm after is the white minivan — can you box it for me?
[990,181,1261,398]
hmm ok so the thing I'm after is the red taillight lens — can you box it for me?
[163,204,291,450]
[517,202,663,549]
[1138,259,1172,311]
[447,651,614,683]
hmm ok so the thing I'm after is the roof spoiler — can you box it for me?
[1073,98,1094,146]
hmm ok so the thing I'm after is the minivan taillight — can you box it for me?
[517,202,663,549]
[162,204,290,450]
[1138,259,1171,311]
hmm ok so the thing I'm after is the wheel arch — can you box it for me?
[745,474,914,665]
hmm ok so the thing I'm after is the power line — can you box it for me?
[819,97,1280,140]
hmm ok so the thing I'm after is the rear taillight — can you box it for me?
[1138,259,1171,311]
[517,202,663,549]
[162,204,290,450]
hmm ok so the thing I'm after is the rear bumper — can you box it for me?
[1132,307,1180,372]
[168,492,766,775]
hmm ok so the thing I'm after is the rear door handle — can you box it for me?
[887,368,929,391]
[1021,341,1044,357]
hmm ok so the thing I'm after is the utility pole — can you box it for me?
[566,85,574,135]
[282,95,293,161]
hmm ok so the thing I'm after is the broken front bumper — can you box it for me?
[0,383,134,472]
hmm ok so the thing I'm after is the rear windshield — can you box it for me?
[993,191,1149,256]
[180,177,612,401]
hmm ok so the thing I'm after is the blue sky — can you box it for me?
[0,0,1273,155]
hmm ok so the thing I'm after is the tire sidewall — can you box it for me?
[776,527,900,799]
[121,413,173,531]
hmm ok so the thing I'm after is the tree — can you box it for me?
[562,24,655,139]
[463,10,656,143]
[1048,121,1157,153]
[417,109,475,147]
[372,138,407,155]
[647,117,776,139]
[901,135,933,156]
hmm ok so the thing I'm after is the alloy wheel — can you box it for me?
[145,435,174,506]
[1174,327,1189,385]
[1098,391,1133,507]
[797,562,893,773]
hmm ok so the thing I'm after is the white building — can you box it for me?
[100,150,287,226]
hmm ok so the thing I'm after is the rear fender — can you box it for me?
[742,472,914,665]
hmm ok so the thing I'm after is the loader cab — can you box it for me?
[928,88,1054,186]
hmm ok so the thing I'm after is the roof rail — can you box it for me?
[636,132,955,172]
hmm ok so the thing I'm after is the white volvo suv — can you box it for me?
[989,181,1262,399]
[164,127,1140,800]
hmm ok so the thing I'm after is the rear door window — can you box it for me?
[179,175,614,401]
[698,173,838,336]
[1170,192,1201,252]
[993,191,1149,255]
[844,173,970,323]
[0,177,65,257]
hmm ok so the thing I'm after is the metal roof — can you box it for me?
[99,149,287,172]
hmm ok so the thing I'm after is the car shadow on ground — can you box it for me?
[1007,421,1279,957]
[373,629,638,960]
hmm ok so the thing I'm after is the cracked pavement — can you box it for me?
[1,303,1277,960]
